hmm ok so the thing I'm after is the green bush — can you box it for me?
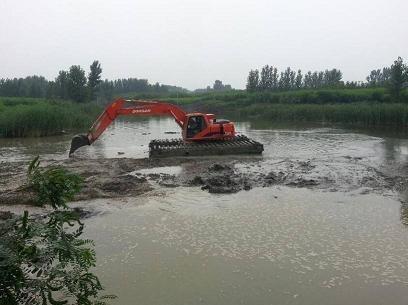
[0,157,115,305]
[28,156,83,208]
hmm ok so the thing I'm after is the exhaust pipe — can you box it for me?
[69,134,90,157]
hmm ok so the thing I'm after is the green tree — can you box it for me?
[88,61,102,100]
[279,67,292,90]
[55,70,69,99]
[97,79,114,101]
[289,69,296,89]
[213,80,224,91]
[388,57,407,100]
[153,82,161,92]
[259,65,276,91]
[271,67,279,90]
[324,69,343,87]
[295,70,303,89]
[0,157,114,305]
[0,76,49,98]
[259,65,270,90]
[304,71,312,88]
[68,65,87,103]
[246,70,259,92]
[366,69,382,86]
[382,67,391,83]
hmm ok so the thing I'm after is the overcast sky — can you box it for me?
[0,0,407,89]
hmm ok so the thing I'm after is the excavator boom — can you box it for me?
[89,99,185,144]
[69,99,187,155]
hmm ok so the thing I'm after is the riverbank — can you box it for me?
[163,88,408,128]
[1,88,408,139]
[0,97,102,137]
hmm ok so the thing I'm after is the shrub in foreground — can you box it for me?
[0,157,115,305]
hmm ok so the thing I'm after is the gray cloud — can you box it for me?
[0,0,407,89]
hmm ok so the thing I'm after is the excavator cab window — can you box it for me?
[187,116,206,138]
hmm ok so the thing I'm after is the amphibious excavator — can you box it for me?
[69,98,263,158]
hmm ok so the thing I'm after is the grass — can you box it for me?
[1,88,408,138]
[163,87,395,105]
[229,102,408,127]
[160,88,408,128]
[0,97,103,137]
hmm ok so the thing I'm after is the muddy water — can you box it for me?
[2,118,408,304]
[84,189,408,305]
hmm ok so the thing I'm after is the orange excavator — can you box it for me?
[69,98,263,157]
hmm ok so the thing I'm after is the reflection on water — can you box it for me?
[382,137,408,163]
[0,134,73,162]
[2,117,408,166]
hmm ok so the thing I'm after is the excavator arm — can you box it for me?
[69,98,186,156]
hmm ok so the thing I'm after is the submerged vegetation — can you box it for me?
[0,98,102,137]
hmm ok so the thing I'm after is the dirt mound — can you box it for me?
[190,163,252,193]
[76,173,152,200]
[0,211,13,220]
[0,158,157,205]
[0,156,403,205]
[208,163,231,172]
[0,188,37,206]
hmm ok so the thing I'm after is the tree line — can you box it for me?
[246,57,408,98]
[46,61,102,103]
[2,57,407,102]
[0,61,187,103]
[0,76,49,98]
[246,66,343,92]
[96,78,187,101]
[194,80,233,93]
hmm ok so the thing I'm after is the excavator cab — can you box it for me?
[186,115,206,138]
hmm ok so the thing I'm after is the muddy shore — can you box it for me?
[1,154,406,206]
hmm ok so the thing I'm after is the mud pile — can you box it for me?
[0,158,157,205]
[192,163,252,193]
[143,158,400,195]
[0,155,405,205]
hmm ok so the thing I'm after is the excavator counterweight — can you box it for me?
[68,98,263,158]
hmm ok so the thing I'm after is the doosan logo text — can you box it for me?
[131,109,151,113]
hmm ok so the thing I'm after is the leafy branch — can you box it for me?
[0,157,115,305]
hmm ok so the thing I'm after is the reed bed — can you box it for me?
[0,98,102,137]
[232,102,408,127]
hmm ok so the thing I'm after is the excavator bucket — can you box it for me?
[69,134,90,156]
